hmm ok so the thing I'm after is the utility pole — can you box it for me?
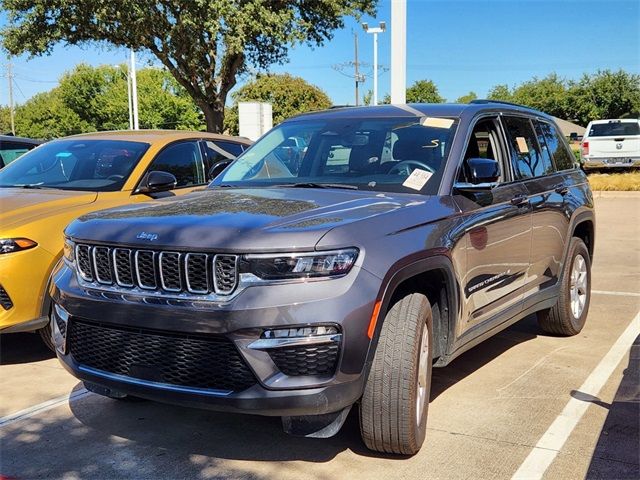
[7,61,16,135]
[354,33,360,106]
[129,49,139,130]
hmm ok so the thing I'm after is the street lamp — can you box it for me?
[362,21,386,106]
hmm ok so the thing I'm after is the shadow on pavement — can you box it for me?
[583,334,639,479]
[0,332,54,365]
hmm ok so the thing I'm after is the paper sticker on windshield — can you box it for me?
[421,117,454,129]
[403,168,433,190]
[516,137,529,153]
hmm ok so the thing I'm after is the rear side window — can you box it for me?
[502,116,553,179]
[0,141,37,166]
[215,141,245,157]
[588,122,640,137]
[148,141,205,188]
[537,121,575,171]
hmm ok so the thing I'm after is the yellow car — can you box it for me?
[0,130,251,348]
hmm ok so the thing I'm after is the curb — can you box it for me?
[592,191,640,198]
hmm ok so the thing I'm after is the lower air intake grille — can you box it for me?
[269,343,340,376]
[0,284,13,310]
[68,320,256,392]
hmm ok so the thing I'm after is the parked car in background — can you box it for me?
[581,119,640,170]
[50,102,594,455]
[0,130,251,348]
[0,135,42,168]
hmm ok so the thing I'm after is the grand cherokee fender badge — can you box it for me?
[136,232,159,241]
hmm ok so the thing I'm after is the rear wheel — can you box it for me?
[538,237,591,336]
[359,292,432,455]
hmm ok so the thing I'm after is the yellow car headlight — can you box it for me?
[0,238,38,255]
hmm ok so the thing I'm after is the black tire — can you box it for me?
[359,292,433,455]
[538,237,591,336]
[38,321,55,352]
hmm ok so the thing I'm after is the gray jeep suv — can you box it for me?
[50,101,595,455]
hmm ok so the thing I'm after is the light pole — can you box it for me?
[129,49,139,130]
[390,0,407,104]
[362,21,386,105]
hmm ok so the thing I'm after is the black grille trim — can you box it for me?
[68,320,256,393]
[0,284,13,310]
[269,343,340,376]
[74,244,238,297]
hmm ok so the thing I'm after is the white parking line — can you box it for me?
[0,388,90,428]
[512,310,640,480]
[592,290,640,298]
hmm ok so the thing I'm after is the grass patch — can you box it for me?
[587,171,640,191]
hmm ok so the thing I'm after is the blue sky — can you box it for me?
[1,0,638,107]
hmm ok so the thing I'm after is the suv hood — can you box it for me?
[66,188,439,251]
[0,188,98,230]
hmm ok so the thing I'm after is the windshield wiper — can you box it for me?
[277,182,359,190]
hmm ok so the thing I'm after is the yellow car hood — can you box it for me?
[0,188,98,230]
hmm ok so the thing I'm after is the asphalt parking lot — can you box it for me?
[1,194,638,480]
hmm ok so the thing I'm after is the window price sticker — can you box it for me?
[402,168,433,191]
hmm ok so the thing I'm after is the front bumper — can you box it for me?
[582,157,640,169]
[51,262,381,416]
[0,246,54,332]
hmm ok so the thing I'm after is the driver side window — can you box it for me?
[147,141,205,188]
[458,118,505,183]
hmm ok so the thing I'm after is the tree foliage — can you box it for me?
[456,91,478,104]
[406,80,445,103]
[486,70,640,125]
[1,0,375,132]
[224,73,332,135]
[11,64,203,139]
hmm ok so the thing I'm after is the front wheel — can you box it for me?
[538,237,591,336]
[359,292,433,455]
[38,321,55,352]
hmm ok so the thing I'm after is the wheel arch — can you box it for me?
[365,254,459,367]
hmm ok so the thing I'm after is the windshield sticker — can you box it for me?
[516,137,529,153]
[421,117,454,129]
[403,168,433,190]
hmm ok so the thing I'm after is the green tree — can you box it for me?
[0,105,12,134]
[363,90,373,106]
[487,84,513,102]
[456,91,477,104]
[1,0,375,133]
[406,79,445,103]
[225,73,332,135]
[510,73,568,118]
[565,70,640,126]
[14,89,92,139]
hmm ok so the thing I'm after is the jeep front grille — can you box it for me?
[75,244,238,296]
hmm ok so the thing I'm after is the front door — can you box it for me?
[452,116,532,341]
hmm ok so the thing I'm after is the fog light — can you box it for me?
[249,325,341,351]
[262,325,339,339]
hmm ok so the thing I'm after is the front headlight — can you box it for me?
[241,248,359,281]
[63,238,75,265]
[0,238,37,255]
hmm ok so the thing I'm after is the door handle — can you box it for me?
[554,185,569,195]
[511,194,530,206]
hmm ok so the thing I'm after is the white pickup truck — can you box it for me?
[581,119,640,170]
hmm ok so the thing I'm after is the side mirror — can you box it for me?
[137,170,177,194]
[454,157,500,193]
[209,159,232,180]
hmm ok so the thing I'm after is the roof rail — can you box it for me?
[470,99,529,108]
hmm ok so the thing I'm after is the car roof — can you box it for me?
[57,130,251,145]
[287,101,552,122]
[0,135,42,145]
[588,118,639,124]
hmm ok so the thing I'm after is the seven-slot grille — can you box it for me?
[75,244,238,296]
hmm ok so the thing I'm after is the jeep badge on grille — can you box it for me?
[136,232,159,241]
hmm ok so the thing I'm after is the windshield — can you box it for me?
[589,122,640,137]
[212,116,458,194]
[0,139,150,191]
